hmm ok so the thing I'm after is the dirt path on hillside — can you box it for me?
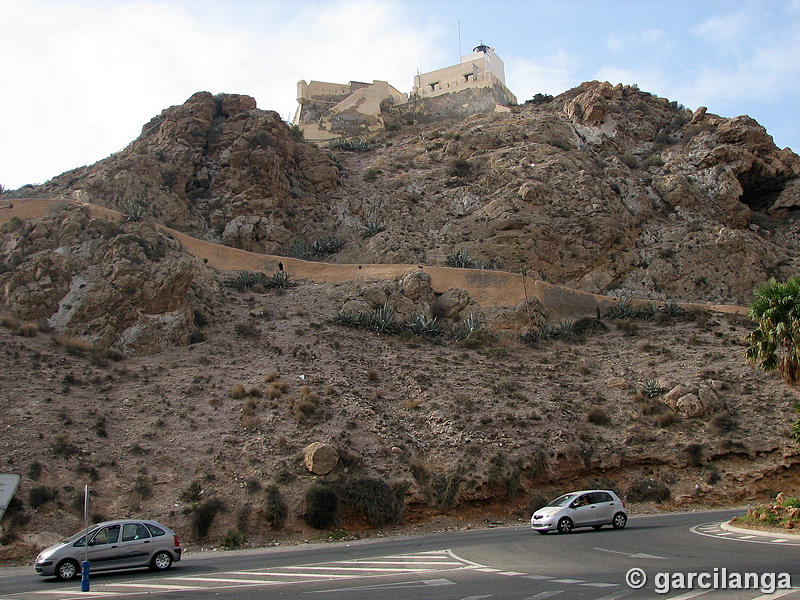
[0,197,747,317]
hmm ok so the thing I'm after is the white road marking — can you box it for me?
[459,596,493,600]
[163,576,271,584]
[750,589,800,599]
[305,578,456,593]
[771,539,789,543]
[663,591,713,599]
[102,583,202,590]
[580,582,619,587]
[524,574,554,580]
[282,565,451,572]
[594,592,635,600]
[498,571,526,576]
[550,578,584,583]
[31,592,113,597]
[523,592,563,599]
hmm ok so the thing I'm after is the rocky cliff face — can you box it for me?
[11,82,800,305]
[22,92,339,253]
[0,204,219,354]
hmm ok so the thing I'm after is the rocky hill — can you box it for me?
[1,83,800,561]
[12,82,800,306]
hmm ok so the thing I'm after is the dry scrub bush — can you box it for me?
[367,367,379,382]
[265,372,279,383]
[242,397,257,416]
[287,386,320,423]
[586,406,610,425]
[230,384,246,399]
[53,335,94,354]
[271,381,289,393]
[655,410,678,427]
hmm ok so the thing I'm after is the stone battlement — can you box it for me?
[294,44,516,141]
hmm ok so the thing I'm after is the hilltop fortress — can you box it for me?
[293,44,517,142]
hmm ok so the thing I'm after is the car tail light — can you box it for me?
[622,501,626,508]
[174,534,180,547]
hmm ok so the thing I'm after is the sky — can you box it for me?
[2,0,800,190]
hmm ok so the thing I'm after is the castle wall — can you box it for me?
[412,48,511,100]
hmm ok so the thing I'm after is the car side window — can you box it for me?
[91,525,120,545]
[145,523,166,537]
[122,523,151,542]
[596,492,612,503]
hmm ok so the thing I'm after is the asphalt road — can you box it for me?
[2,509,799,600]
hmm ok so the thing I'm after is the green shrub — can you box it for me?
[626,478,671,503]
[327,138,376,152]
[29,486,57,508]
[223,530,248,549]
[525,492,549,514]
[185,497,225,538]
[338,478,406,528]
[304,483,339,529]
[487,453,520,500]
[51,433,76,458]
[447,158,471,177]
[263,484,288,529]
[27,461,42,481]
[132,476,152,498]
[180,480,203,503]
[686,443,704,466]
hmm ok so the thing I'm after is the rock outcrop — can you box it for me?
[17,92,339,254]
[0,204,219,354]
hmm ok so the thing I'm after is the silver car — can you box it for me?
[530,489,628,534]
[35,519,181,580]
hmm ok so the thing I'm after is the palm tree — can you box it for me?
[746,277,800,385]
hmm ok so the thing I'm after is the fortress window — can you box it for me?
[429,81,439,91]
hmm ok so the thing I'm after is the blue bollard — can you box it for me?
[81,561,90,591]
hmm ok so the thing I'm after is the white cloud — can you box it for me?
[0,0,445,189]
[692,11,749,41]
[506,50,578,102]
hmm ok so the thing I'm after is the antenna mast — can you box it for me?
[458,20,462,59]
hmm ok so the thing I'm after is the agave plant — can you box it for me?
[365,301,402,334]
[121,200,145,223]
[407,314,442,337]
[361,221,387,239]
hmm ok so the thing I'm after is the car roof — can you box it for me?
[90,518,164,528]
[563,489,618,495]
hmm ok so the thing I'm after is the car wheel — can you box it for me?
[150,551,173,571]
[612,512,628,529]
[557,517,573,534]
[55,559,80,581]
[592,525,603,530]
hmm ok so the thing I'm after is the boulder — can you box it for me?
[303,442,339,475]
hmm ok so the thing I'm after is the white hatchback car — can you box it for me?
[530,489,628,534]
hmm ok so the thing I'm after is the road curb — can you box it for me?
[722,520,800,539]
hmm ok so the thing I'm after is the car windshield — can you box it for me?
[63,527,99,545]
[548,493,577,507]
